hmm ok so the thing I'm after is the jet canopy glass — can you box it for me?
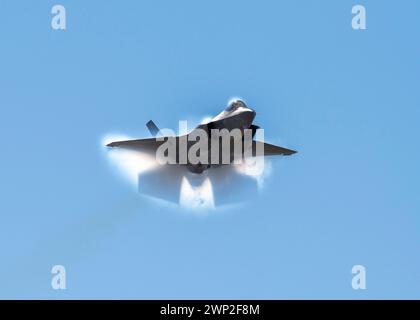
[226,100,246,112]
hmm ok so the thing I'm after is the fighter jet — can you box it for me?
[106,99,297,173]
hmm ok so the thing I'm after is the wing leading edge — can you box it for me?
[107,138,296,156]
[106,137,165,153]
[251,140,297,156]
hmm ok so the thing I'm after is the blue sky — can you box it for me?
[0,0,419,298]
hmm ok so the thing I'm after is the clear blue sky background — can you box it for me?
[0,0,419,299]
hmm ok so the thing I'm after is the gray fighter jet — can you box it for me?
[106,99,297,173]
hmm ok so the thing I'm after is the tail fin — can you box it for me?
[146,120,159,136]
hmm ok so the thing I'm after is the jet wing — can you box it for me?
[106,137,166,153]
[106,137,297,157]
[251,140,297,156]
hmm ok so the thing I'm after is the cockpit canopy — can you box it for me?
[210,98,254,122]
[225,99,246,112]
